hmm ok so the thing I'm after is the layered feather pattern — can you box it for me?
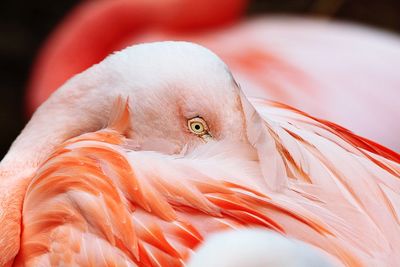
[16,98,400,266]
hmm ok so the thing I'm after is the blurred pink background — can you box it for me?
[1,0,400,157]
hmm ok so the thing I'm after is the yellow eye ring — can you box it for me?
[188,117,208,136]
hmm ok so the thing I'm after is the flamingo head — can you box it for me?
[3,41,265,170]
[78,41,253,154]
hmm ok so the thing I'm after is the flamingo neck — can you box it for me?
[1,86,112,180]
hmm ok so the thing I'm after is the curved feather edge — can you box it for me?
[15,97,400,266]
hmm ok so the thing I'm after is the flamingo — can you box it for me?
[26,0,400,151]
[1,41,400,266]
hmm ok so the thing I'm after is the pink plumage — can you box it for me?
[0,42,399,266]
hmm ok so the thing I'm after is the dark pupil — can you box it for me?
[194,124,201,130]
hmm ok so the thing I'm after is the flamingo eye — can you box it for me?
[188,117,209,136]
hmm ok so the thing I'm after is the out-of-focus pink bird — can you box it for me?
[1,42,400,266]
[26,0,400,151]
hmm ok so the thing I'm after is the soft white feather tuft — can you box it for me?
[187,228,337,267]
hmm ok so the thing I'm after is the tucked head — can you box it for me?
[83,41,250,154]
[4,41,262,170]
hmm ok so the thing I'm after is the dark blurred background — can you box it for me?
[1,0,400,158]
